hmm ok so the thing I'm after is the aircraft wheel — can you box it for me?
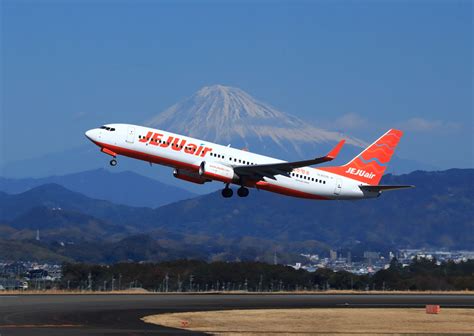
[110,159,117,166]
[222,188,233,198]
[237,187,249,197]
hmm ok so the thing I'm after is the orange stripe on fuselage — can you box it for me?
[94,141,200,172]
[255,181,329,200]
[95,141,329,200]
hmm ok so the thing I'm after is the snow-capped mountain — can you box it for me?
[147,85,366,160]
[1,85,433,189]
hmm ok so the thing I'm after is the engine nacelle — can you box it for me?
[198,161,237,183]
[173,169,210,184]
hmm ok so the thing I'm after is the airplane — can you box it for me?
[85,124,413,200]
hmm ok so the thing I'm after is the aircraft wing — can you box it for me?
[359,185,415,192]
[234,140,345,180]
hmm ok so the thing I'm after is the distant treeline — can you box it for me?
[61,258,474,292]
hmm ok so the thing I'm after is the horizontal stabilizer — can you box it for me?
[360,185,415,192]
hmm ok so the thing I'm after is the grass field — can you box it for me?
[142,308,474,335]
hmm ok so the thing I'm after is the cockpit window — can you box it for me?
[99,126,115,131]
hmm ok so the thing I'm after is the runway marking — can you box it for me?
[0,324,83,328]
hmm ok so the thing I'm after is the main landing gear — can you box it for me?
[109,159,117,166]
[221,184,249,198]
[237,186,249,197]
[222,187,233,198]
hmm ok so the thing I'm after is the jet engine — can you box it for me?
[198,161,238,183]
[173,169,210,184]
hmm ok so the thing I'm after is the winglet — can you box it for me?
[326,139,345,160]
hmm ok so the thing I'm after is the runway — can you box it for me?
[1,293,473,335]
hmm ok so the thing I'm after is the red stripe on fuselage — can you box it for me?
[95,141,329,200]
[255,181,329,200]
[94,141,200,172]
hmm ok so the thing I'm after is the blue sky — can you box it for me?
[1,0,472,169]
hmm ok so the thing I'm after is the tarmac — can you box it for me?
[0,293,473,335]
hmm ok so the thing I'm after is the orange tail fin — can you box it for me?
[320,129,403,185]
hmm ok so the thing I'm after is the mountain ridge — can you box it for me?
[0,168,195,208]
[1,169,472,250]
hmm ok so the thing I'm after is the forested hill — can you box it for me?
[152,169,474,249]
[0,169,472,263]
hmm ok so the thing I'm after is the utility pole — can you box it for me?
[118,273,122,291]
[165,273,169,293]
[111,277,115,291]
[88,272,92,291]
[189,274,194,292]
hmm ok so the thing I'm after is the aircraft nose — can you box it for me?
[85,129,96,141]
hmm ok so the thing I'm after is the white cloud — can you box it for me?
[332,113,370,130]
[72,111,89,120]
[398,117,462,132]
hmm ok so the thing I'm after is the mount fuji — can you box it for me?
[1,85,432,194]
[147,85,365,160]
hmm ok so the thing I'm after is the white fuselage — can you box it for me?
[85,123,377,200]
